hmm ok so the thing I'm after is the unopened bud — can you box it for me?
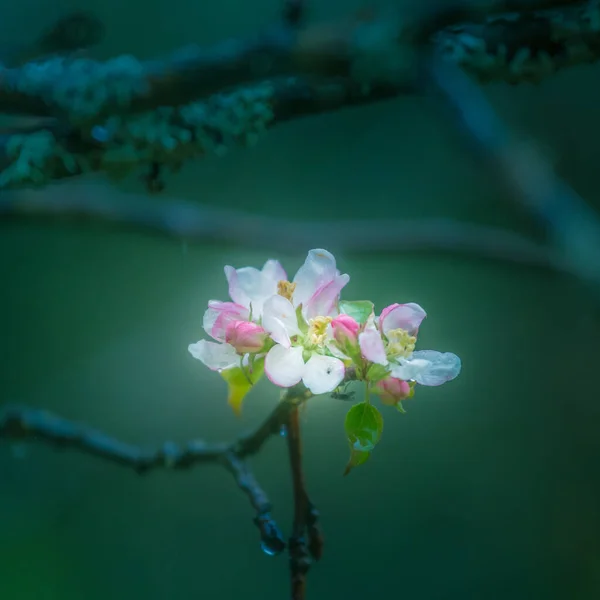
[225,321,268,354]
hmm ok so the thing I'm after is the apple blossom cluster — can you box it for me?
[188,249,461,409]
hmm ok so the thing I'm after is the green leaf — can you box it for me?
[220,357,264,416]
[343,401,383,475]
[295,304,309,334]
[339,300,374,325]
[365,362,391,383]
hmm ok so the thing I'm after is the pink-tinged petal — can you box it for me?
[373,377,411,406]
[188,340,239,371]
[224,265,279,316]
[292,249,339,307]
[359,328,388,365]
[203,300,249,341]
[262,295,301,345]
[303,273,350,320]
[380,303,427,336]
[265,345,305,387]
[262,259,287,283]
[302,354,345,394]
[225,321,267,353]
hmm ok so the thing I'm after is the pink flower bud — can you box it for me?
[203,301,250,341]
[225,321,268,354]
[373,377,411,406]
[331,314,360,346]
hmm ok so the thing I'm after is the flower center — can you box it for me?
[277,280,296,301]
[307,316,332,347]
[386,328,416,358]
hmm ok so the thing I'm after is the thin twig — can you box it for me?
[0,388,309,556]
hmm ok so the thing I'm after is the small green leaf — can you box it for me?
[220,357,264,416]
[343,401,383,475]
[295,304,309,334]
[339,300,374,325]
[365,363,391,383]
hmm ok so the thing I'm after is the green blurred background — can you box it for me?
[2,1,600,599]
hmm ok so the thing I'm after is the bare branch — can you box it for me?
[424,47,600,291]
[0,386,310,556]
[0,183,569,274]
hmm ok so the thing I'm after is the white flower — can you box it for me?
[260,249,350,394]
[361,303,461,387]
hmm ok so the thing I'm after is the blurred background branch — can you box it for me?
[0,181,568,270]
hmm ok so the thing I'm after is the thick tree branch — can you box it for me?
[1,1,599,189]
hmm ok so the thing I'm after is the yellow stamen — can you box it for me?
[277,280,296,301]
[307,316,332,346]
[386,328,416,358]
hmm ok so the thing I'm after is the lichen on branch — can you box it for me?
[1,1,599,190]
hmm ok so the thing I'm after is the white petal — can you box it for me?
[358,327,388,365]
[188,340,239,371]
[302,354,345,394]
[225,265,256,308]
[262,259,287,282]
[265,345,305,387]
[224,265,279,317]
[389,357,430,381]
[292,249,338,307]
[411,350,462,386]
[262,295,300,340]
[380,302,427,336]
[264,316,291,348]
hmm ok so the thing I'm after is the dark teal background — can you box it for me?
[2,2,600,599]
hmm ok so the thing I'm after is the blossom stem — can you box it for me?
[364,381,371,404]
[284,387,321,600]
